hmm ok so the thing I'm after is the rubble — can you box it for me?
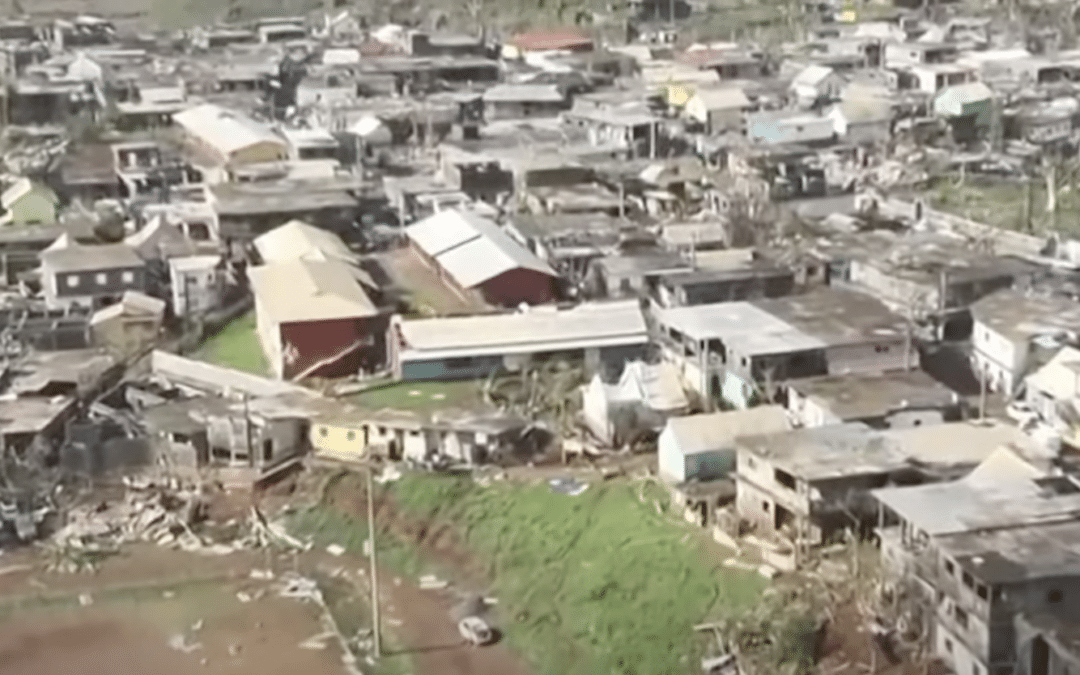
[40,480,312,573]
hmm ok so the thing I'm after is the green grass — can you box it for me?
[346,379,488,412]
[927,175,1080,237]
[387,473,767,675]
[194,311,270,376]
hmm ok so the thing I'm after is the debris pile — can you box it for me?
[42,479,309,572]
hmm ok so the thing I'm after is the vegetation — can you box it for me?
[928,172,1080,238]
[345,379,488,412]
[193,311,270,376]
[386,473,768,675]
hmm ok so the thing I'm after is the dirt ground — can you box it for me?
[0,572,347,675]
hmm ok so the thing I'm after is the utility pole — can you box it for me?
[366,467,381,659]
[978,364,987,421]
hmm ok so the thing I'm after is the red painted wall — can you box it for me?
[279,314,388,380]
[476,268,557,307]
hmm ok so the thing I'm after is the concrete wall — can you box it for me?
[972,319,1024,394]
[825,338,914,376]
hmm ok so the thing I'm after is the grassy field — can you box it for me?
[385,473,767,675]
[927,175,1080,237]
[345,379,489,412]
[193,311,270,376]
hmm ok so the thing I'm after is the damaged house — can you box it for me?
[581,360,689,448]
[735,420,1040,549]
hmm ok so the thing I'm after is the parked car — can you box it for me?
[458,616,494,646]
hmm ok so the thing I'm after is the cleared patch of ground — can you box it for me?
[344,379,491,413]
[193,310,270,376]
[926,175,1080,237]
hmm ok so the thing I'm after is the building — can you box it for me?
[826,96,893,146]
[173,103,289,173]
[482,84,570,120]
[40,243,148,311]
[683,86,752,135]
[873,451,1078,675]
[248,259,386,381]
[504,27,594,57]
[0,178,59,226]
[789,65,844,107]
[390,300,649,381]
[746,110,836,146]
[89,290,166,357]
[658,405,789,484]
[405,209,559,308]
[736,420,1038,546]
[656,288,915,407]
[970,289,1080,395]
[933,82,995,139]
[581,360,689,448]
[169,255,225,316]
[253,220,358,265]
[785,370,963,429]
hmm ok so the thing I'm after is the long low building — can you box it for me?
[389,300,649,381]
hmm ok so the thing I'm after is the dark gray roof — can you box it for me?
[41,243,144,272]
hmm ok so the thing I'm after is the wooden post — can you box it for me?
[366,467,381,659]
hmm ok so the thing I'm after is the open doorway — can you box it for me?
[262,439,273,463]
[1031,636,1050,675]
[775,503,796,535]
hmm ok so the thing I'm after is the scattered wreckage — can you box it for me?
[40,476,309,573]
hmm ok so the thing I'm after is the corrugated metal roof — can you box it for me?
[406,209,556,288]
[665,406,789,456]
[173,103,287,159]
[248,259,379,323]
[254,220,356,265]
[482,83,566,103]
[42,243,144,272]
[396,300,647,358]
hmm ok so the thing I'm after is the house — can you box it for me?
[680,48,766,80]
[649,261,797,308]
[658,405,789,484]
[1015,612,1080,675]
[173,103,289,173]
[882,41,958,69]
[826,96,893,146]
[683,86,751,134]
[504,27,594,57]
[482,84,570,120]
[907,63,974,95]
[248,259,386,381]
[40,243,148,311]
[390,300,649,381]
[581,360,689,447]
[142,392,309,485]
[789,65,844,107]
[124,216,199,261]
[736,420,1038,546]
[0,178,58,226]
[746,111,836,146]
[933,82,995,140]
[0,396,77,458]
[872,451,1080,675]
[89,290,166,357]
[1022,346,1080,446]
[785,370,963,429]
[254,220,358,266]
[169,255,225,316]
[656,288,915,407]
[971,289,1080,395]
[209,179,371,242]
[405,209,559,308]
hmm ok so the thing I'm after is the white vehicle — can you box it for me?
[458,616,493,646]
[1006,401,1039,428]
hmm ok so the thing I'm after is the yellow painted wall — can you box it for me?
[231,140,290,167]
[310,422,367,461]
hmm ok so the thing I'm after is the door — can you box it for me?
[1031,636,1049,675]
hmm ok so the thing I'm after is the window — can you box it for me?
[1048,589,1064,604]
[976,584,988,601]
[955,606,968,629]
[746,457,757,469]
[962,571,974,588]
[447,356,478,369]
[346,431,356,442]
[945,639,953,653]
[319,427,328,437]
[377,426,386,435]
[66,275,80,288]
[189,222,211,241]
[762,501,771,512]
[122,271,135,284]
[775,469,797,490]
[95,272,107,285]
[944,559,955,575]
[874,345,890,353]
